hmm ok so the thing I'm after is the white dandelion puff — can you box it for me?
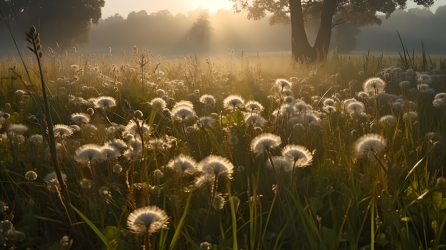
[166,154,198,175]
[251,133,281,155]
[354,134,387,156]
[223,95,245,110]
[127,206,169,234]
[197,155,234,179]
[245,101,264,113]
[281,145,313,167]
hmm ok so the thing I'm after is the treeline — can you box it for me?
[1,6,446,57]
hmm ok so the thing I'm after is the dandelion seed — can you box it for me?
[265,157,292,172]
[70,125,81,132]
[197,155,234,179]
[245,101,264,113]
[83,124,97,135]
[53,124,74,138]
[99,145,120,159]
[244,114,266,126]
[200,94,216,107]
[127,206,169,234]
[113,164,123,173]
[29,134,43,144]
[323,106,336,114]
[379,115,396,127]
[44,171,67,192]
[223,95,245,110]
[123,120,150,136]
[275,79,292,89]
[282,145,313,167]
[93,96,117,109]
[25,171,38,181]
[166,154,197,175]
[7,124,28,134]
[75,144,102,162]
[354,134,387,156]
[149,97,167,110]
[346,101,365,114]
[403,112,418,122]
[199,116,215,127]
[107,139,127,151]
[363,77,386,94]
[251,133,281,155]
[171,105,196,122]
[323,98,335,106]
[399,81,411,89]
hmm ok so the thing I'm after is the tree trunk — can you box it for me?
[290,0,336,61]
[290,0,314,61]
[313,0,337,60]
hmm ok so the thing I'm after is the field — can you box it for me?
[1,30,446,250]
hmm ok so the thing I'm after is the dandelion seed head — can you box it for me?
[200,94,216,107]
[93,96,116,109]
[75,144,102,162]
[403,111,418,122]
[197,155,234,178]
[29,134,43,144]
[379,115,396,127]
[8,124,28,134]
[354,134,387,156]
[251,133,281,155]
[83,124,97,135]
[53,124,74,138]
[123,120,150,136]
[323,106,336,114]
[171,106,196,122]
[363,77,386,94]
[323,98,335,106]
[25,171,38,181]
[127,206,169,234]
[265,156,292,172]
[223,95,245,110]
[245,101,264,113]
[244,114,266,126]
[149,97,167,110]
[167,154,197,175]
[282,145,313,167]
[44,171,67,192]
[399,81,411,88]
[346,101,365,114]
[199,116,215,127]
[107,139,127,151]
[275,79,292,89]
[99,145,120,159]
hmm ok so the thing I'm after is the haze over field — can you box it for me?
[1,2,446,57]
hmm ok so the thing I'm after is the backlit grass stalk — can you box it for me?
[26,25,77,227]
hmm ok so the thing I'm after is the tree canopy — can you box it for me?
[0,0,105,48]
[232,0,437,60]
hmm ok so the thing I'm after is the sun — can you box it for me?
[184,0,233,13]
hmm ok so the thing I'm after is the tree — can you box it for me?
[0,0,105,49]
[232,0,437,61]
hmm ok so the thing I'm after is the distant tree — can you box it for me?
[0,0,105,49]
[232,0,437,61]
[189,10,212,56]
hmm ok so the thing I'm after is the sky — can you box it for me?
[101,0,446,18]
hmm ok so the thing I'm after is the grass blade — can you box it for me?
[70,204,116,250]
[169,191,193,250]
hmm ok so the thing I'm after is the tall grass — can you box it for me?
[0,24,446,250]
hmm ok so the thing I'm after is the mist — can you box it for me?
[1,6,446,57]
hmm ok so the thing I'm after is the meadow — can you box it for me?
[1,26,446,250]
